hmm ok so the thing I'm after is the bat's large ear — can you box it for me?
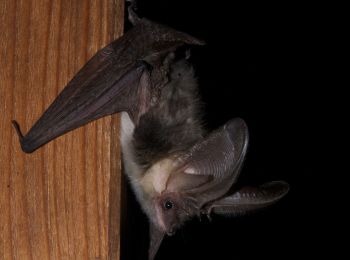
[149,223,165,260]
[169,118,249,206]
[203,181,289,216]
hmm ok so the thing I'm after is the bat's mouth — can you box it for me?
[166,229,176,236]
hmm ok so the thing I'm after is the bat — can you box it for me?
[12,2,289,259]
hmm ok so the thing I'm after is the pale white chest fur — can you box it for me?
[120,112,174,204]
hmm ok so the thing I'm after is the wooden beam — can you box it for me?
[0,0,124,259]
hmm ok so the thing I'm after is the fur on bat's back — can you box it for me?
[132,59,204,170]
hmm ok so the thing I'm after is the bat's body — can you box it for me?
[13,3,289,259]
[122,60,203,171]
[120,59,203,230]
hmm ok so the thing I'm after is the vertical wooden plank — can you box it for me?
[0,1,17,259]
[108,0,125,258]
[0,0,124,259]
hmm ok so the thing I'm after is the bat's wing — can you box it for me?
[13,16,204,153]
[13,59,150,153]
[168,118,249,207]
[203,181,289,216]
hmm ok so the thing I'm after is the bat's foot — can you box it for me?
[127,0,141,25]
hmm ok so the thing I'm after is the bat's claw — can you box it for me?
[200,208,213,222]
[204,210,213,222]
[12,120,35,153]
[127,0,141,25]
[12,120,24,141]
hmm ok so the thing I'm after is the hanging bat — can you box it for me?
[12,3,289,260]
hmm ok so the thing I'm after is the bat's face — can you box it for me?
[140,158,199,235]
[154,191,196,235]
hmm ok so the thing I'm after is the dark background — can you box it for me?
[122,0,323,259]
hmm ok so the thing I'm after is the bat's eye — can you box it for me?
[164,200,174,210]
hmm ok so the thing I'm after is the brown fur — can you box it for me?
[133,59,205,168]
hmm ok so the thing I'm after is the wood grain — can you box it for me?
[0,0,124,259]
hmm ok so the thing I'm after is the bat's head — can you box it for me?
[140,158,203,235]
[144,119,289,260]
[154,191,198,235]
[141,118,250,235]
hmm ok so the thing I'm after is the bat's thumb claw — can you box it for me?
[12,120,35,153]
[200,208,213,222]
[204,210,212,222]
[12,120,24,140]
